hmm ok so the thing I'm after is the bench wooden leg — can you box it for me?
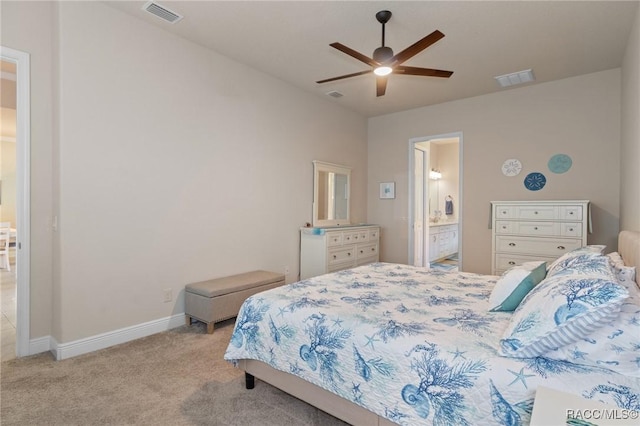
[185,315,192,326]
[245,372,255,389]
[207,322,214,334]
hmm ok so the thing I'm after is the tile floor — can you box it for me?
[1,247,17,361]
[430,253,459,272]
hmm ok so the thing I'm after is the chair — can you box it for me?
[0,222,11,271]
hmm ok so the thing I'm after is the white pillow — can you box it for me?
[500,255,629,358]
[489,261,546,312]
[606,252,637,289]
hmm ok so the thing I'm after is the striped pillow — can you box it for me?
[499,257,628,358]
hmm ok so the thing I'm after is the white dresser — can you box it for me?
[491,200,590,275]
[300,225,380,279]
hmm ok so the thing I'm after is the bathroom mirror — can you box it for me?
[312,160,351,227]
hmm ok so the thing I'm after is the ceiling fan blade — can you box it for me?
[376,76,388,97]
[390,30,445,66]
[330,42,379,67]
[316,70,372,84]
[395,65,453,78]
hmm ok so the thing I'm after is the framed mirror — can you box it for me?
[312,160,351,227]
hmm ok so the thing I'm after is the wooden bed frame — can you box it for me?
[240,230,640,426]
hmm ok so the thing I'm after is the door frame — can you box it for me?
[1,46,31,357]
[408,131,463,268]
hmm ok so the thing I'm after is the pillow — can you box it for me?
[489,261,546,312]
[543,291,640,377]
[499,258,628,358]
[546,245,607,277]
[607,252,637,290]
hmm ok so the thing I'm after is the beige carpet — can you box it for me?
[0,319,348,425]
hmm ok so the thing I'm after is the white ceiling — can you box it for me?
[107,1,638,118]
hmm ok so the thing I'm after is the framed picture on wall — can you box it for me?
[379,182,395,199]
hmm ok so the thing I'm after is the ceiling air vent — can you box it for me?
[326,91,344,98]
[142,1,183,24]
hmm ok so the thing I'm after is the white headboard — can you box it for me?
[618,230,640,286]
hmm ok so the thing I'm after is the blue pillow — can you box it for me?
[489,261,546,312]
[500,257,628,358]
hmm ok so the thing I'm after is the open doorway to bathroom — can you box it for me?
[408,132,462,271]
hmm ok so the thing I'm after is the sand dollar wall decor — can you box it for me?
[548,154,572,174]
[501,159,522,177]
[524,172,546,191]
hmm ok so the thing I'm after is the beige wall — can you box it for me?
[52,2,367,342]
[368,70,621,275]
[621,6,640,232]
[1,0,55,339]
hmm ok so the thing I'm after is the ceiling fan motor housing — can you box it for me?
[373,46,394,63]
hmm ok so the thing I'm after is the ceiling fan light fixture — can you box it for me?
[374,66,392,76]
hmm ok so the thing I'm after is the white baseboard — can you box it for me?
[28,335,52,356]
[43,313,186,360]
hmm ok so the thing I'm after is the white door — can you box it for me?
[413,147,425,266]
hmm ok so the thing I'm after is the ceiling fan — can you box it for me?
[317,10,453,97]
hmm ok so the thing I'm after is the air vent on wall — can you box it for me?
[142,1,183,24]
[326,91,344,98]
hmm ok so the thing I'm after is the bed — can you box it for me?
[224,231,640,425]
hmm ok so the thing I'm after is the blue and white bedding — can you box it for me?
[224,262,640,426]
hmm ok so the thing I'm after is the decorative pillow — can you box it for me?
[546,245,607,277]
[607,252,637,290]
[499,259,628,358]
[489,261,546,312]
[544,290,640,377]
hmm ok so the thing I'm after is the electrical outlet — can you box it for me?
[284,265,290,276]
[163,288,172,303]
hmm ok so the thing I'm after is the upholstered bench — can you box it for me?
[185,270,285,334]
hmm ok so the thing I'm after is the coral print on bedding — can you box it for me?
[224,263,640,426]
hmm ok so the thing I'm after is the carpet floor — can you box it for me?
[0,319,348,426]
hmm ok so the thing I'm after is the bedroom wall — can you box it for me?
[6,1,368,345]
[620,6,640,232]
[368,70,621,275]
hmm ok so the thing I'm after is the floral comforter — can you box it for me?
[224,263,640,425]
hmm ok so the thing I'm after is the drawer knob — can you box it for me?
[333,255,337,259]
[360,250,364,254]
[534,227,538,230]
[502,211,507,215]
[557,245,566,250]
[569,228,574,231]
[534,211,539,215]
[569,212,574,215]
[354,236,358,240]
[371,247,375,251]
[502,226,507,229]
[348,252,351,256]
[508,243,516,247]
[508,261,516,265]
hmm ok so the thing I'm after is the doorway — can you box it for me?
[1,47,31,359]
[408,132,462,270]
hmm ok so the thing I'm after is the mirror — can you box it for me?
[313,160,351,227]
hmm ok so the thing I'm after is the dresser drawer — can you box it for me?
[495,235,582,256]
[495,221,559,236]
[560,222,582,237]
[328,246,355,265]
[326,232,342,247]
[495,253,559,275]
[516,205,556,220]
[369,228,379,240]
[356,242,378,260]
[559,206,583,221]
[342,232,359,244]
[356,230,370,243]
